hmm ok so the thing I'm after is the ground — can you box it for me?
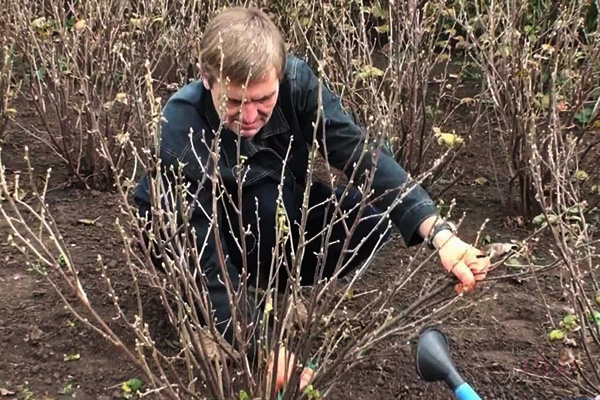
[0,94,595,400]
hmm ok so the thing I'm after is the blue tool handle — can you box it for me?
[455,382,482,400]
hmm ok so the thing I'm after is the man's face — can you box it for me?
[204,67,279,139]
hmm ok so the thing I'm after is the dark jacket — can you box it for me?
[134,55,438,339]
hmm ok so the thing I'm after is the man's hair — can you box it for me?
[199,7,286,86]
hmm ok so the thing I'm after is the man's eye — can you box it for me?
[228,99,242,107]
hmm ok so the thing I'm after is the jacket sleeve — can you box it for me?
[293,58,438,246]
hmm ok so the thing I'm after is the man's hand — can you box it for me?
[268,347,315,394]
[418,216,490,293]
[437,235,490,293]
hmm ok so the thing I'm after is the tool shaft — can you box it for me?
[455,382,482,400]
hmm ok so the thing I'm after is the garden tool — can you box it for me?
[416,327,482,400]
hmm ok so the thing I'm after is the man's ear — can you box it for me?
[201,74,211,91]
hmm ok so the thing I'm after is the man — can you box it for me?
[134,6,489,391]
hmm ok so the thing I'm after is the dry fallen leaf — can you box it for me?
[541,43,555,53]
[115,93,128,105]
[24,326,44,343]
[76,217,100,226]
[74,19,87,31]
[64,353,81,362]
[129,18,142,28]
[3,108,17,118]
[191,328,238,363]
[564,337,577,347]
[31,17,46,29]
[483,242,518,261]
[0,387,16,396]
[474,177,488,186]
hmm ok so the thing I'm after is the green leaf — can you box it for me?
[299,17,311,27]
[542,94,550,109]
[566,204,585,215]
[433,127,464,148]
[304,385,322,399]
[532,214,547,226]
[58,254,67,268]
[586,310,600,323]
[425,105,440,119]
[66,16,76,29]
[122,378,143,398]
[561,314,579,331]
[575,107,594,124]
[504,256,522,268]
[374,24,389,33]
[481,234,492,245]
[573,170,589,182]
[264,301,273,314]
[35,68,45,80]
[445,28,457,36]
[239,390,250,400]
[164,338,180,349]
[549,329,565,341]
[371,2,388,19]
[59,382,76,396]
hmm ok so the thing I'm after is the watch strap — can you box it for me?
[427,221,457,250]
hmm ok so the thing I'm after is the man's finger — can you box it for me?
[271,348,295,392]
[299,367,315,391]
[468,256,491,282]
[473,271,487,281]
[452,262,475,293]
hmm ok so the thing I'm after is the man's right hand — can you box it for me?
[437,235,490,293]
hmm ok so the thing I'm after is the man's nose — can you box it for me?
[241,102,258,123]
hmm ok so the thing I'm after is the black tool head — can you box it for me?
[416,328,465,390]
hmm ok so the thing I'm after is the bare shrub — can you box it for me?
[0,0,490,399]
[0,23,16,143]
[271,0,479,194]
[529,113,600,394]
[454,0,600,394]
[4,0,209,189]
[454,0,600,217]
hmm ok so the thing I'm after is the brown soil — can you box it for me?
[0,93,595,400]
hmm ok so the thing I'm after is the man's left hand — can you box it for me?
[437,236,490,293]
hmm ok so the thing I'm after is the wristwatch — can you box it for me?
[427,221,457,250]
